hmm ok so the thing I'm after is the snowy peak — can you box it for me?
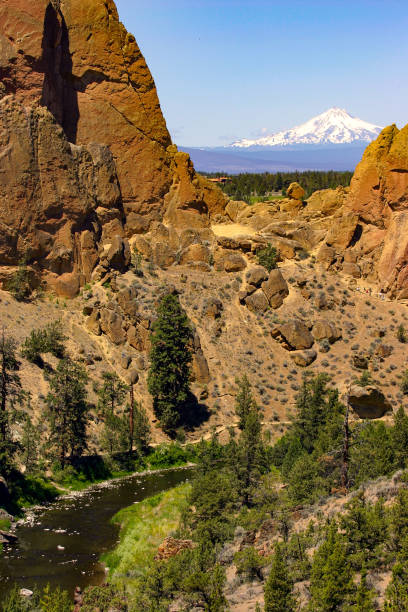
[231,108,383,148]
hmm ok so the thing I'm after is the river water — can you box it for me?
[0,467,194,599]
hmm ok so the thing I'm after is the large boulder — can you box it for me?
[348,385,392,419]
[312,320,342,344]
[272,320,314,350]
[246,265,269,288]
[290,349,317,367]
[245,289,269,313]
[223,253,247,272]
[305,186,347,216]
[261,269,289,308]
[287,182,305,201]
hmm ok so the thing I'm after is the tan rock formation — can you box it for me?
[0,0,226,293]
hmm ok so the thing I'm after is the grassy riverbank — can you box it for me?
[2,443,197,518]
[103,482,191,585]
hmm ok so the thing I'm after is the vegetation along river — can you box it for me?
[0,467,194,599]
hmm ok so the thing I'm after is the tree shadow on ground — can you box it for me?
[180,391,211,432]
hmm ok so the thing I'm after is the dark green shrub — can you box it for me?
[256,244,278,272]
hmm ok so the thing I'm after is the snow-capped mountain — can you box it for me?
[230,108,383,148]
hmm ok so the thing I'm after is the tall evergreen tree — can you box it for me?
[96,372,129,455]
[44,358,89,468]
[0,332,22,475]
[264,543,296,612]
[235,375,257,430]
[392,407,408,469]
[147,294,192,433]
[310,521,354,611]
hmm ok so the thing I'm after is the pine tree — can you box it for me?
[310,521,354,611]
[384,562,408,611]
[147,294,192,433]
[20,397,40,474]
[0,332,22,475]
[133,401,151,454]
[235,375,257,430]
[96,372,128,455]
[44,358,89,468]
[355,569,376,611]
[392,407,408,469]
[264,543,296,612]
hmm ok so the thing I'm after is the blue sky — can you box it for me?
[115,0,408,147]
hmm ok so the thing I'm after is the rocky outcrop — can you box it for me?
[348,385,392,419]
[0,0,226,294]
[155,537,194,561]
[0,96,123,290]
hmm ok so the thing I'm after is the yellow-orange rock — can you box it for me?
[287,182,305,201]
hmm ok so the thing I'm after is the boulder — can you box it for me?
[86,310,101,336]
[99,308,126,345]
[316,244,336,268]
[105,236,131,272]
[348,385,392,419]
[127,370,139,385]
[287,182,305,201]
[192,349,211,383]
[225,200,248,222]
[180,243,210,265]
[202,297,223,319]
[53,272,81,299]
[261,269,289,309]
[342,262,361,278]
[272,320,314,350]
[245,290,269,313]
[290,349,317,367]
[223,253,247,272]
[246,265,269,288]
[305,186,347,216]
[312,320,342,344]
[325,212,359,249]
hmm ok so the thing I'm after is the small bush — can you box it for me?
[6,261,32,302]
[21,321,66,364]
[256,244,278,272]
[397,324,407,344]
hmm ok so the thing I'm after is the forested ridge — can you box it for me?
[204,171,353,202]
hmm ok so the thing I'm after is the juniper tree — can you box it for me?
[96,372,129,456]
[310,521,354,611]
[44,358,89,468]
[133,401,151,454]
[264,543,296,612]
[0,332,22,474]
[235,374,257,430]
[147,294,192,433]
[21,321,66,365]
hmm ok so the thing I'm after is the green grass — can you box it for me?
[6,473,59,515]
[248,195,285,204]
[0,518,11,554]
[103,482,191,583]
[52,444,198,491]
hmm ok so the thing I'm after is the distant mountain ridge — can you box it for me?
[230,107,383,149]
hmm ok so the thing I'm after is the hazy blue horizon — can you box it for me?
[115,1,408,147]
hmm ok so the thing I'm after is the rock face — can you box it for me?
[0,96,122,288]
[348,385,392,419]
[0,0,226,292]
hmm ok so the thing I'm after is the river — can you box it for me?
[0,467,194,599]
